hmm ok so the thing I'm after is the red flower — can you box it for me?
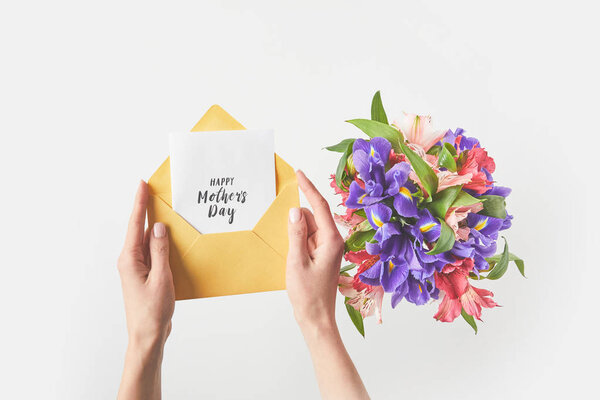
[458,147,496,194]
[433,258,498,322]
[388,150,407,167]
[344,251,380,292]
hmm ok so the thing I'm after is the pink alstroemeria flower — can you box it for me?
[393,112,448,152]
[329,174,350,205]
[433,258,498,322]
[339,252,383,322]
[445,202,484,241]
[344,249,373,265]
[460,286,498,320]
[401,146,472,196]
[339,275,384,323]
[436,170,473,193]
[334,208,366,231]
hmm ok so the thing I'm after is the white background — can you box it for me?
[1,1,598,399]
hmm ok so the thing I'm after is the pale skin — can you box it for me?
[117,171,369,399]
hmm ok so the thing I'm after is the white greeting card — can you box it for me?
[169,130,276,234]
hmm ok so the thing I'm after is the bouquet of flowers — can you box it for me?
[328,91,524,335]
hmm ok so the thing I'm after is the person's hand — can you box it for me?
[286,170,345,330]
[118,180,175,348]
[117,180,174,400]
[287,171,370,400]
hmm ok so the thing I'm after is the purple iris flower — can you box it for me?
[467,213,503,241]
[353,137,391,169]
[410,209,441,244]
[484,186,512,197]
[391,273,439,307]
[432,214,503,274]
[440,128,480,151]
[364,203,399,242]
[360,258,408,293]
[500,213,513,230]
[473,253,489,274]
[412,244,446,279]
[345,138,391,209]
[361,231,421,293]
[360,238,409,292]
[384,162,418,218]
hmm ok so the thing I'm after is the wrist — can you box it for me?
[298,315,340,343]
[127,333,166,363]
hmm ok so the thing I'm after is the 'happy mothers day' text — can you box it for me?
[197,177,247,224]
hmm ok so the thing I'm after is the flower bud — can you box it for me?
[346,153,357,176]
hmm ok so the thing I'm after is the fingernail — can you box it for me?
[289,208,301,223]
[153,222,166,238]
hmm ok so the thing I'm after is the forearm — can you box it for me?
[118,338,165,400]
[300,319,370,400]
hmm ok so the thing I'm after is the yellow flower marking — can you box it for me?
[474,218,488,231]
[399,186,412,199]
[358,193,367,204]
[388,260,395,273]
[371,212,384,227]
[370,146,375,157]
[420,222,436,233]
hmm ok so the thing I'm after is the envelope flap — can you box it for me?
[252,172,299,257]
[177,230,286,299]
[274,154,295,195]
[191,104,245,132]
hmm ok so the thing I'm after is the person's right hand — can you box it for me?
[286,171,371,400]
[286,170,345,330]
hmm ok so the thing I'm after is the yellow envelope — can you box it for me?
[147,105,299,300]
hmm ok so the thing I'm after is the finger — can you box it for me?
[301,208,317,237]
[296,170,337,234]
[302,208,319,256]
[124,180,148,253]
[149,222,171,277]
[143,226,151,264]
[287,207,309,263]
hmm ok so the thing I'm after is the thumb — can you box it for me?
[287,207,309,263]
[149,222,171,276]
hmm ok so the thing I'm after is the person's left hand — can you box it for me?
[117,181,175,349]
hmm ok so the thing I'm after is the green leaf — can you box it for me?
[335,140,355,189]
[427,145,442,156]
[478,195,507,219]
[487,251,526,278]
[443,142,457,156]
[398,135,439,197]
[451,191,481,208]
[354,219,373,232]
[353,209,367,219]
[427,219,455,255]
[461,308,478,334]
[340,264,356,274]
[326,138,356,153]
[370,90,389,124]
[485,237,510,280]
[512,255,526,278]
[345,298,365,337]
[345,229,376,252]
[438,144,457,172]
[426,186,462,219]
[346,119,401,152]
